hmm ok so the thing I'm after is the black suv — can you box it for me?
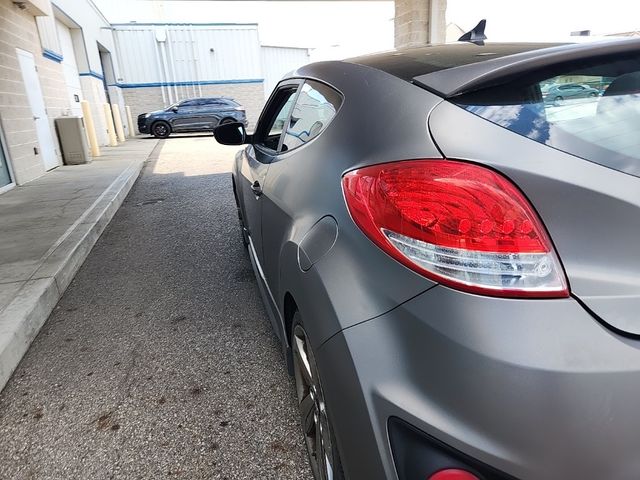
[138,97,247,138]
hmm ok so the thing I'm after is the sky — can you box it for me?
[92,0,640,60]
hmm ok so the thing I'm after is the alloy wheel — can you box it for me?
[292,323,335,480]
[154,123,169,137]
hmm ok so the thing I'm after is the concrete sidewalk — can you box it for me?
[0,139,159,391]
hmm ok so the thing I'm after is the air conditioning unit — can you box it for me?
[55,116,91,165]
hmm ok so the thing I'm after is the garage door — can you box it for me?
[56,19,83,116]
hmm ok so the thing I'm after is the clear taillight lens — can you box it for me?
[342,159,569,298]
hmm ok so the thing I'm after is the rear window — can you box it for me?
[280,80,342,152]
[453,56,640,177]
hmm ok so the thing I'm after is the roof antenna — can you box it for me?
[458,19,487,45]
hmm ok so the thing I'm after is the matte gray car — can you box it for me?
[215,38,640,480]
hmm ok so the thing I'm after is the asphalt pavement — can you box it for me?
[0,135,312,479]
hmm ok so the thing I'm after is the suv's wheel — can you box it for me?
[292,314,345,480]
[219,117,235,126]
[152,121,171,138]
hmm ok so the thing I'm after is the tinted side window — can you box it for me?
[180,99,199,107]
[281,81,342,152]
[255,86,299,152]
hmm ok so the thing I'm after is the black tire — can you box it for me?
[291,313,345,480]
[554,96,563,106]
[589,92,598,98]
[219,117,235,126]
[151,121,171,138]
[232,178,249,247]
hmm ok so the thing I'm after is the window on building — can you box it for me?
[281,81,342,152]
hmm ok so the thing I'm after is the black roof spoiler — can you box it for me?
[413,37,640,98]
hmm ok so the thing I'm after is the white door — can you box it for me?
[16,48,58,171]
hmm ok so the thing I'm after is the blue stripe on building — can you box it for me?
[110,22,257,27]
[42,49,64,63]
[79,71,105,81]
[109,79,264,88]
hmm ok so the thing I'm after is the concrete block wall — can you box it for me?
[0,0,70,185]
[121,82,265,133]
[394,0,447,48]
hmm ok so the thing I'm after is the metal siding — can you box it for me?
[56,19,83,116]
[113,25,262,86]
[35,16,62,56]
[261,46,311,97]
[113,29,163,84]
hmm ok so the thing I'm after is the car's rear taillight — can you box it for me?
[428,470,480,480]
[342,159,568,298]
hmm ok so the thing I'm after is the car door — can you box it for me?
[171,99,200,131]
[203,99,228,130]
[260,80,343,300]
[239,80,301,267]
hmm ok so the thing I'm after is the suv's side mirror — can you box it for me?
[171,106,178,112]
[214,122,250,145]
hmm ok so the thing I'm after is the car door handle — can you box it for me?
[251,181,262,196]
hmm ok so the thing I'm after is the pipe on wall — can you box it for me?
[188,28,203,98]
[152,30,168,106]
[165,30,180,102]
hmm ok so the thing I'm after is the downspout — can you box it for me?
[152,31,168,106]
[159,41,174,104]
[165,29,181,102]
[189,28,202,97]
[181,28,195,98]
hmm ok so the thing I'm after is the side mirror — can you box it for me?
[171,106,178,112]
[214,122,250,145]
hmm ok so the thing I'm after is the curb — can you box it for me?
[0,147,157,392]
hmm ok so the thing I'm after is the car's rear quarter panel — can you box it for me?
[260,61,446,349]
[428,101,640,333]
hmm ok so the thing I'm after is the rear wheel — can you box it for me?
[219,117,235,126]
[292,315,345,480]
[232,179,248,247]
[152,121,171,138]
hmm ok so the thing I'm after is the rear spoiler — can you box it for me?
[413,37,640,98]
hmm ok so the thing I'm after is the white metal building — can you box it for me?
[261,45,311,97]
[112,23,310,126]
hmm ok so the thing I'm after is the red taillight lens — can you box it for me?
[342,159,568,298]
[428,469,480,480]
